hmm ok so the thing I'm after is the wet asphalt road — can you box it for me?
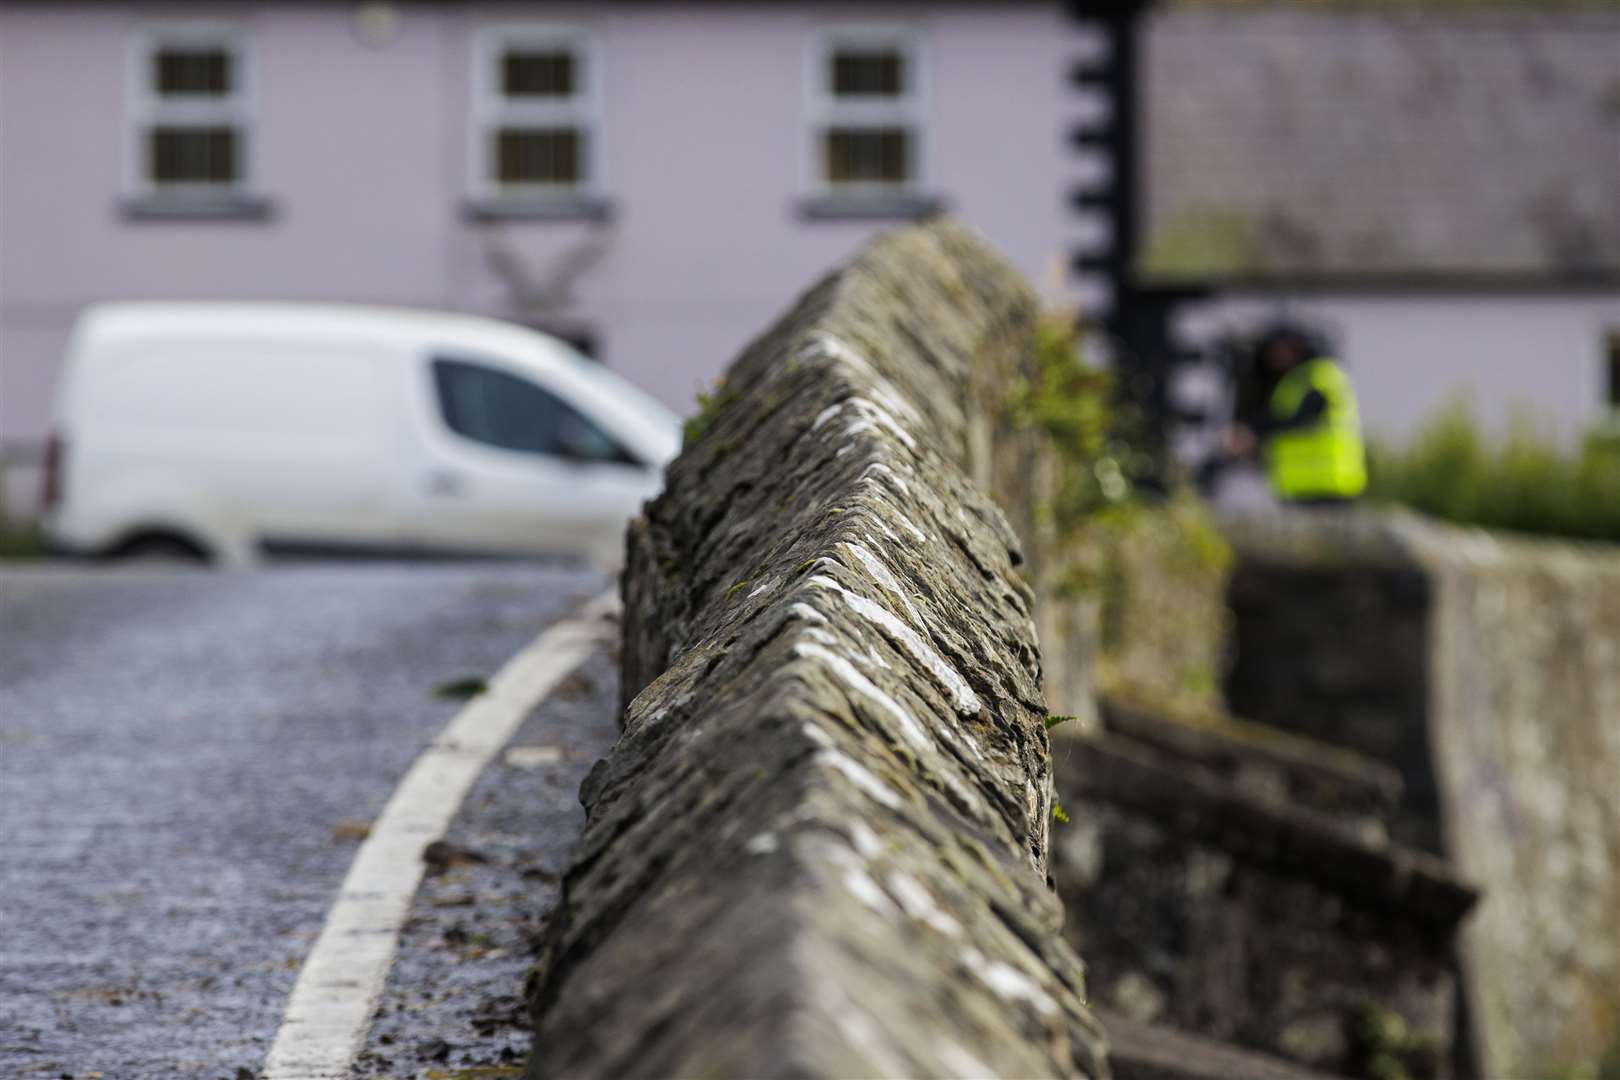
[0,561,604,1078]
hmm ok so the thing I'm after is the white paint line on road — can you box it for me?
[263,588,620,1080]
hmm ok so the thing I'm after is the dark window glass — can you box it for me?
[1607,331,1620,409]
[831,49,904,97]
[503,50,575,97]
[432,358,635,464]
[154,48,232,96]
[825,127,909,184]
[496,128,582,185]
[149,126,238,184]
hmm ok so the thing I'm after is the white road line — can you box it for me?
[263,588,620,1080]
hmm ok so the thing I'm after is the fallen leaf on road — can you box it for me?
[432,675,489,700]
[423,839,487,875]
[332,818,372,843]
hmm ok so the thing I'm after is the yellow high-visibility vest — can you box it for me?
[1266,358,1367,499]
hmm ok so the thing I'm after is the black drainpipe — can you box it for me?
[1068,0,1208,468]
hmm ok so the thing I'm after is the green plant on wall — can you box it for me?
[681,379,738,449]
[1084,491,1233,711]
[1007,311,1137,530]
[1347,1001,1450,1080]
[1011,311,1233,711]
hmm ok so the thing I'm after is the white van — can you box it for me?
[43,303,681,566]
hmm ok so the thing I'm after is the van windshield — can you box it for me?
[432,357,639,465]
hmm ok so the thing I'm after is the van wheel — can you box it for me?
[111,532,211,565]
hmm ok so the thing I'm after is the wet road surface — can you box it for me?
[0,562,603,1077]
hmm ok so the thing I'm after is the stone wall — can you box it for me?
[1223,508,1620,1080]
[526,222,1110,1078]
[1052,713,1474,1080]
[1088,497,1233,715]
[1226,533,1439,853]
[1095,692,1403,834]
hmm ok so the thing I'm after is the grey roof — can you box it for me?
[1141,7,1620,280]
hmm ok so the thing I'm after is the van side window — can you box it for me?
[432,357,638,465]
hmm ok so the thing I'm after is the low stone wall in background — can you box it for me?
[524,222,1109,1078]
[1223,508,1620,1080]
[1225,533,1439,853]
[1052,705,1475,1080]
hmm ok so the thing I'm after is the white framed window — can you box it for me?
[471,25,599,201]
[806,26,927,198]
[127,24,254,203]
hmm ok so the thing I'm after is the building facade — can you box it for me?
[0,1,1089,514]
[2,2,1616,518]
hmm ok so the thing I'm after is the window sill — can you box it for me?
[795,193,946,222]
[119,194,275,222]
[463,195,616,223]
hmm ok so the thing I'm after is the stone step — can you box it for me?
[1057,729,1476,930]
[1100,1008,1349,1080]
[1098,690,1404,832]
[1053,730,1477,1079]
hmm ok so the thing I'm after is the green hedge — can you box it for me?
[1366,401,1620,543]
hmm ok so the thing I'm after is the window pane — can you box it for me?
[503,49,576,97]
[496,128,582,185]
[149,126,238,185]
[831,49,904,97]
[154,48,232,96]
[824,128,910,185]
[432,358,630,463]
[1607,331,1620,409]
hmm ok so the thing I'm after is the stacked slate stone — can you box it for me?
[1219,508,1620,1080]
[526,223,1110,1079]
[1051,693,1477,1080]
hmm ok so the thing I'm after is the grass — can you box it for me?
[0,515,45,560]
[1366,401,1620,543]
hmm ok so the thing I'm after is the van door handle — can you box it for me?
[423,468,467,497]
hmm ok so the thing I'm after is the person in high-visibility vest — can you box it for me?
[1223,326,1367,503]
